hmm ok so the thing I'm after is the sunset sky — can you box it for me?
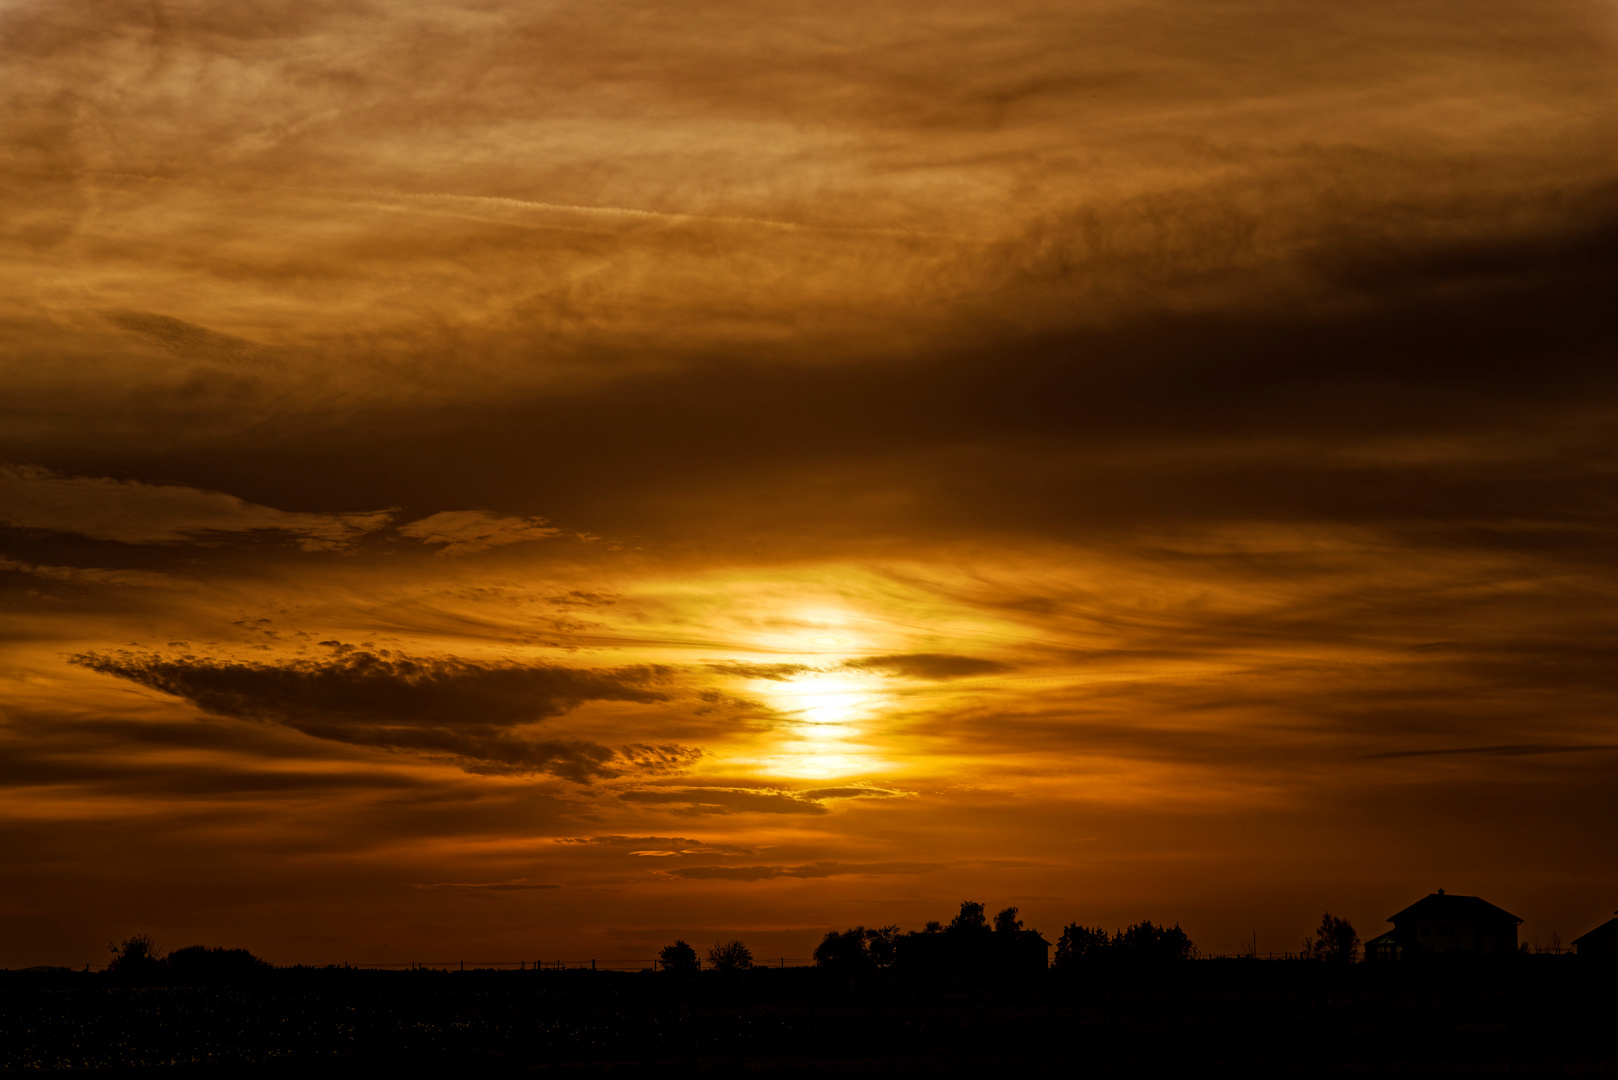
[3,0,1617,968]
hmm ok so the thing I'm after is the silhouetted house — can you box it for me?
[896,930,1051,978]
[1364,930,1401,962]
[1367,890,1521,960]
[1572,912,1618,960]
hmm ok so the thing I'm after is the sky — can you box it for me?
[3,0,1617,968]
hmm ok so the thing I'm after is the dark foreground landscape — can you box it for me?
[4,960,1616,1078]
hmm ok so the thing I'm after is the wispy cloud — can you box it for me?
[397,510,561,555]
[0,465,392,550]
[408,879,558,891]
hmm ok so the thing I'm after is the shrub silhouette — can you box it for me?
[107,935,164,984]
[707,939,753,973]
[1304,913,1359,963]
[659,939,699,975]
[166,945,271,985]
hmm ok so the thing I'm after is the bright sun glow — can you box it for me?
[772,674,873,726]
[756,673,884,778]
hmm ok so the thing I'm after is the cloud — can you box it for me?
[102,310,275,368]
[664,861,941,881]
[840,654,1015,680]
[616,743,703,774]
[797,785,910,801]
[1360,744,1616,761]
[617,784,909,816]
[554,835,752,856]
[705,661,818,681]
[70,647,672,780]
[396,510,561,555]
[618,786,829,816]
[0,464,392,549]
[407,879,558,891]
[705,654,1014,684]
[0,556,169,587]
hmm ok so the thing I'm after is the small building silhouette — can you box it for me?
[896,929,1051,978]
[1571,912,1618,960]
[1366,889,1521,961]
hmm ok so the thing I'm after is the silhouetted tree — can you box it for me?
[1114,921,1198,962]
[815,927,875,975]
[923,920,943,934]
[166,945,271,985]
[814,924,902,976]
[107,934,164,983]
[865,924,901,968]
[1053,924,1110,969]
[707,939,753,973]
[659,939,698,975]
[994,906,1023,933]
[1304,913,1359,963]
[947,900,989,935]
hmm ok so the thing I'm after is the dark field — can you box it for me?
[3,961,1616,1078]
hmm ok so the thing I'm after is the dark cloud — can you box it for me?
[616,743,704,774]
[555,835,753,855]
[1360,744,1617,761]
[617,784,909,816]
[841,654,1015,680]
[68,189,1612,562]
[0,555,169,587]
[0,464,396,549]
[407,879,559,891]
[70,647,672,780]
[797,786,909,801]
[102,310,275,368]
[618,786,829,816]
[705,661,818,681]
[0,749,425,798]
[664,861,941,881]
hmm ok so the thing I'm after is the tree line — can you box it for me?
[98,906,1360,984]
[657,904,1363,975]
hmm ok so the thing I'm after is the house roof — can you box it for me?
[1571,917,1618,947]
[1364,930,1399,947]
[1387,892,1522,925]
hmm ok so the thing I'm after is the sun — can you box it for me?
[773,673,873,727]
[755,672,885,778]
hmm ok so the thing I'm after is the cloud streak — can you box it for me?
[0,464,393,550]
[70,647,673,780]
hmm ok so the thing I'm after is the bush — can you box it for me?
[106,935,164,984]
[166,945,271,985]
